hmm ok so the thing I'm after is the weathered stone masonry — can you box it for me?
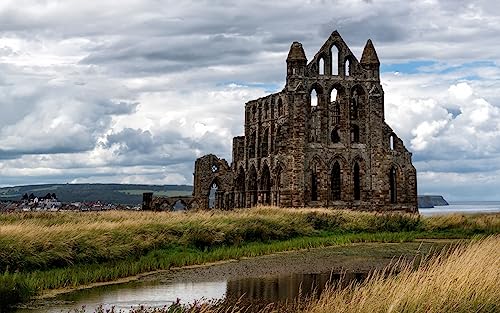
[192,31,418,212]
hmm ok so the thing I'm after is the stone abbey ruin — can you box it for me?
[144,31,417,212]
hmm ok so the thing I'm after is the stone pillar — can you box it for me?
[142,192,153,210]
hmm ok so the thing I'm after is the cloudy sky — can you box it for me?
[0,0,499,201]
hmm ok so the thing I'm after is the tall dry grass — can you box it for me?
[304,235,500,313]
[0,208,498,274]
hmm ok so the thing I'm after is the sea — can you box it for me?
[418,201,500,216]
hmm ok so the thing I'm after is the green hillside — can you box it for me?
[0,184,193,204]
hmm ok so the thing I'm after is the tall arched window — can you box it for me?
[331,45,339,75]
[353,162,360,200]
[351,125,360,143]
[390,167,397,204]
[331,161,341,200]
[311,166,318,201]
[330,88,338,102]
[345,59,351,76]
[331,88,340,124]
[310,89,318,108]
[319,58,325,75]
[390,134,395,150]
[249,131,256,158]
[274,125,281,152]
[350,90,359,120]
[278,98,283,116]
[261,128,269,157]
[208,180,219,209]
[331,128,340,143]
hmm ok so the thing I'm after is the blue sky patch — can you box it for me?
[381,60,497,76]
[381,60,437,74]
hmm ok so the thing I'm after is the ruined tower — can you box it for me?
[192,31,417,212]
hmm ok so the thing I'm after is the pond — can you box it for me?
[16,241,447,313]
[16,272,367,313]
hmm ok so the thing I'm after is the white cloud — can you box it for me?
[0,0,499,200]
[448,82,473,100]
[411,119,450,151]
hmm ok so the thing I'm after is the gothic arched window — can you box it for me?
[331,162,341,201]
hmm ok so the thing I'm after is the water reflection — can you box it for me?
[16,272,367,313]
[16,281,226,313]
[226,272,366,302]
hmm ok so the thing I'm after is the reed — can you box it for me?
[2,208,497,274]
[0,208,498,310]
[303,235,500,313]
[81,236,499,313]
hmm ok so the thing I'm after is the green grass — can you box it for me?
[0,208,498,310]
[19,232,416,291]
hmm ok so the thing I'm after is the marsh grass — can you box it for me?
[21,231,416,291]
[0,272,34,310]
[77,235,500,313]
[2,208,497,274]
[302,235,500,313]
[0,208,498,309]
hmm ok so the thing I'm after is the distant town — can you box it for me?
[0,192,142,212]
[0,183,194,212]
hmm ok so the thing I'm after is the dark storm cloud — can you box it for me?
[102,125,232,168]
[105,128,155,154]
[80,34,260,74]
[323,17,407,45]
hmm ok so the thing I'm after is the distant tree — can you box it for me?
[22,193,29,201]
[29,193,35,200]
[51,193,57,200]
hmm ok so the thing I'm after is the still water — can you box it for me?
[16,272,366,313]
[419,201,500,216]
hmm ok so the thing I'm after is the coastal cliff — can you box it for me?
[418,195,449,208]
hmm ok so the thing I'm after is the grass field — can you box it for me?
[0,208,499,310]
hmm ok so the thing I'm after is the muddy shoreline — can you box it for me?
[17,240,458,312]
[144,240,453,284]
[42,240,456,298]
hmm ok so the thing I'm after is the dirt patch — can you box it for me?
[142,240,456,284]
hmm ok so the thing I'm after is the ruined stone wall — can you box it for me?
[192,154,233,209]
[192,31,418,212]
[142,195,197,211]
